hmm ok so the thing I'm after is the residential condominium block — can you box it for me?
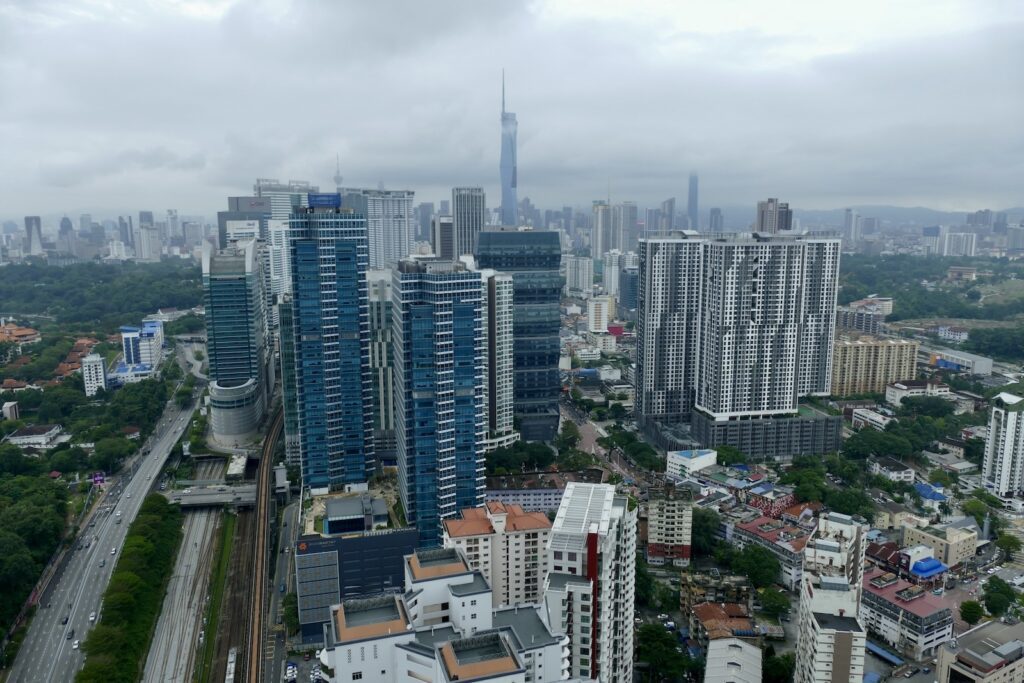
[636,232,840,426]
[281,195,375,490]
[645,481,695,567]
[983,393,1024,498]
[393,257,486,546]
[543,482,637,682]
[81,353,106,397]
[831,335,918,396]
[443,501,552,607]
[794,512,867,683]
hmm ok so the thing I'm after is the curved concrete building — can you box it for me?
[209,379,263,440]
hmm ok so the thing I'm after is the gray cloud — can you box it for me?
[0,0,1021,220]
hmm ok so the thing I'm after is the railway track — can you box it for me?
[246,409,283,683]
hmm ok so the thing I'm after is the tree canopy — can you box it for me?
[959,600,984,625]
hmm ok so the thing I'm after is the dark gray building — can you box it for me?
[216,196,272,248]
[690,411,842,460]
[294,527,418,643]
[618,266,639,321]
[476,229,563,442]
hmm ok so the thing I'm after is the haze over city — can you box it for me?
[1,0,1022,216]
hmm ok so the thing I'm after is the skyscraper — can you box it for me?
[843,208,861,243]
[479,268,518,452]
[452,187,486,257]
[602,249,638,298]
[367,270,396,467]
[708,207,724,232]
[393,257,486,545]
[755,198,793,233]
[564,255,594,298]
[982,392,1024,498]
[58,216,76,255]
[415,202,434,241]
[612,202,638,251]
[794,512,867,683]
[217,196,272,248]
[203,239,270,442]
[687,173,699,230]
[23,216,43,256]
[659,197,676,232]
[339,188,415,269]
[255,178,319,219]
[477,229,563,441]
[431,215,455,260]
[499,73,518,227]
[636,232,840,431]
[283,193,375,490]
[592,201,611,257]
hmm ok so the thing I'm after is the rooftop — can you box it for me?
[406,548,470,582]
[439,634,520,682]
[550,482,616,552]
[9,424,60,437]
[692,602,755,641]
[546,572,592,592]
[493,605,561,650]
[813,612,863,633]
[947,620,1024,673]
[736,515,813,553]
[334,595,409,643]
[873,457,912,472]
[443,501,552,538]
[448,573,491,597]
[862,568,951,619]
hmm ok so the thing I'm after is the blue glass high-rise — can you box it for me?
[285,194,375,489]
[392,258,485,546]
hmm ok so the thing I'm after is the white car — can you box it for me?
[126,493,132,499]
[89,611,96,622]
[72,640,80,650]
[110,547,116,555]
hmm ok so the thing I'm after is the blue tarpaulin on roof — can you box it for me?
[911,556,948,578]
[866,641,904,666]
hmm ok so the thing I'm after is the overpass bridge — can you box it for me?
[164,483,257,508]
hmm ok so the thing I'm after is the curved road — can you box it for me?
[7,397,196,683]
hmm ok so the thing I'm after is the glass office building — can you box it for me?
[475,229,563,441]
[392,257,486,546]
[284,195,375,489]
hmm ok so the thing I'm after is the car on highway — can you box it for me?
[66,629,74,640]
[110,547,116,555]
[72,640,80,650]
[99,559,105,568]
[61,616,68,625]
[89,612,96,622]
[126,493,132,499]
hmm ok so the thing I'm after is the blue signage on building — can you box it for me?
[307,193,341,208]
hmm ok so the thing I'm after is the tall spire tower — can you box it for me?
[333,153,343,188]
[499,70,518,227]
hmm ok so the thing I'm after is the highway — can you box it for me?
[6,397,196,683]
[144,462,224,682]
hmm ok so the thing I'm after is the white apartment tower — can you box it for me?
[543,482,637,683]
[452,187,486,257]
[254,178,317,219]
[602,249,638,298]
[478,268,518,452]
[564,255,594,298]
[635,232,840,425]
[339,188,415,269]
[82,353,107,397]
[443,501,552,607]
[795,512,867,683]
[588,296,613,334]
[982,393,1024,497]
[592,201,612,257]
[943,232,977,257]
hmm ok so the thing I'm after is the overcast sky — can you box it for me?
[1,0,1022,220]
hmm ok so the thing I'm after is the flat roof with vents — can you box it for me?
[549,482,615,553]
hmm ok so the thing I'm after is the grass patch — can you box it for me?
[194,512,235,683]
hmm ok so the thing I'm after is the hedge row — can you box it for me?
[76,495,183,682]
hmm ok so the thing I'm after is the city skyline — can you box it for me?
[1,1,1021,215]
